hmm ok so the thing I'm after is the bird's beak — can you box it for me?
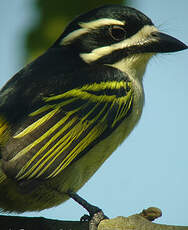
[144,31,187,53]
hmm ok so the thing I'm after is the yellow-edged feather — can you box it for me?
[9,81,133,181]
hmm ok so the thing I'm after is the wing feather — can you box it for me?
[1,80,133,180]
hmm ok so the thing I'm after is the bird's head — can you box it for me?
[54,5,187,79]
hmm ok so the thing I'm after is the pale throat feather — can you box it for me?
[109,52,154,82]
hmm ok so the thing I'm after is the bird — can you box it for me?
[0,4,187,215]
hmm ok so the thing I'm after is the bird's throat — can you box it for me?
[108,53,154,82]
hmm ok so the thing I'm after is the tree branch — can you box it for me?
[0,207,187,230]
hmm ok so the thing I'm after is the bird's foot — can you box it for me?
[88,210,107,230]
[67,191,108,230]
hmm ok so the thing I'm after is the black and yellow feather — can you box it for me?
[1,78,133,181]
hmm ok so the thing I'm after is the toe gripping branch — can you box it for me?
[67,191,104,217]
[67,191,109,229]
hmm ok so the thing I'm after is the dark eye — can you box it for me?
[109,25,127,41]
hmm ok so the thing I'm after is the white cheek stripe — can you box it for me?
[61,18,125,45]
[80,25,158,63]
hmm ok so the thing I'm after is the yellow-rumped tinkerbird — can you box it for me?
[0,4,187,225]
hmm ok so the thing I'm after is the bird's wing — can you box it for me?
[2,80,133,181]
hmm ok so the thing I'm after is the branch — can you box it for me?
[0,207,187,230]
[98,207,188,230]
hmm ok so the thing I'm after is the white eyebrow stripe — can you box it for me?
[80,18,125,29]
[80,25,158,63]
[61,18,125,45]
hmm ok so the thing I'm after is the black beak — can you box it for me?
[145,32,187,53]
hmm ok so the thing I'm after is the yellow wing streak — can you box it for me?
[16,102,101,179]
[34,120,91,178]
[29,97,78,117]
[119,95,133,121]
[45,81,126,102]
[29,105,54,116]
[14,108,60,139]
[0,116,10,145]
[17,102,100,179]
[47,103,109,178]
[48,121,106,178]
[49,84,133,178]
[16,115,79,179]
[0,122,8,135]
[12,110,77,164]
[33,103,108,179]
[112,90,132,127]
[12,80,133,180]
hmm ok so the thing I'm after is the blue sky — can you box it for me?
[0,0,188,226]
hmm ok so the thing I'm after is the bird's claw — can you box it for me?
[89,210,108,230]
[80,214,91,222]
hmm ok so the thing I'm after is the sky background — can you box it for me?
[0,0,188,226]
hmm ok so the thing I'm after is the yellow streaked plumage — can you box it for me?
[0,117,10,145]
[11,81,133,181]
[14,108,60,139]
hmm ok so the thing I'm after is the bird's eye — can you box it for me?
[109,25,127,41]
